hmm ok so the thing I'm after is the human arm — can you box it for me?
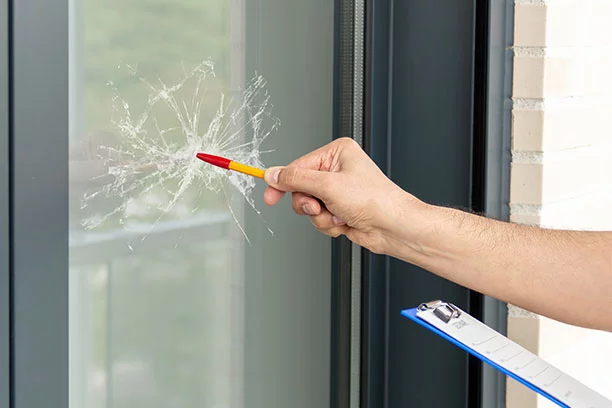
[387,202,612,331]
[263,138,612,331]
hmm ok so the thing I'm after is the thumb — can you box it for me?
[264,166,331,199]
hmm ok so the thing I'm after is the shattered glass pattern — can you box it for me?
[78,61,280,241]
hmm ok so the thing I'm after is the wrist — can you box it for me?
[376,189,432,257]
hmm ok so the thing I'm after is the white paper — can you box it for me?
[417,305,612,408]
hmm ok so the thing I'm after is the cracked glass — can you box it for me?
[68,1,333,407]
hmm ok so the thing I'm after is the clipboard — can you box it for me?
[401,300,612,408]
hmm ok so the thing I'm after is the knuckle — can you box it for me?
[281,166,300,188]
[337,137,356,147]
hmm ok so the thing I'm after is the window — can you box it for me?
[6,1,509,407]
[68,0,333,407]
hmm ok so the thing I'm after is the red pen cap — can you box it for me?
[196,153,231,170]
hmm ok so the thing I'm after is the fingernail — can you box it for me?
[332,216,344,225]
[270,168,280,184]
[302,204,315,216]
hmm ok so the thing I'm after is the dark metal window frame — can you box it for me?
[10,0,70,406]
[8,0,70,407]
[359,0,513,407]
[480,1,514,406]
[1,0,9,407]
[331,1,363,407]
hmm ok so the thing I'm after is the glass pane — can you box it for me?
[68,1,333,407]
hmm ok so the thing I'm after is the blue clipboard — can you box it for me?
[401,306,567,407]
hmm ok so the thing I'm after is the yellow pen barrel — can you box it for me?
[228,161,265,179]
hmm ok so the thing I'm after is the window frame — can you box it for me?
[8,1,351,408]
[331,1,366,407]
[359,0,512,407]
[480,1,514,406]
[1,0,10,405]
[10,0,70,407]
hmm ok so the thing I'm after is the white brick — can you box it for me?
[602,150,612,189]
[510,162,544,204]
[514,4,547,47]
[591,104,612,145]
[541,154,601,203]
[512,104,609,153]
[513,57,545,98]
[542,106,602,151]
[511,153,602,205]
[542,57,580,98]
[573,2,612,47]
[512,56,582,99]
[583,53,612,95]
[507,315,540,354]
[545,3,581,47]
[507,377,539,408]
[537,317,592,360]
[512,110,545,152]
[506,315,541,408]
[540,193,612,230]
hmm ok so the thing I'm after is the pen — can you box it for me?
[196,153,266,179]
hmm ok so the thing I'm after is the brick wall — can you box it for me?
[508,0,612,406]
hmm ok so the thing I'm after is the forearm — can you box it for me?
[383,194,612,331]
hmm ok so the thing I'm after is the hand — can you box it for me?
[263,137,422,254]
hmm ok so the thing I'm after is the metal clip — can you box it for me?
[417,300,461,323]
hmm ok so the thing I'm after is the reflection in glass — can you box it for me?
[69,0,333,407]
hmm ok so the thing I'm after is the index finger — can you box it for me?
[286,143,334,172]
